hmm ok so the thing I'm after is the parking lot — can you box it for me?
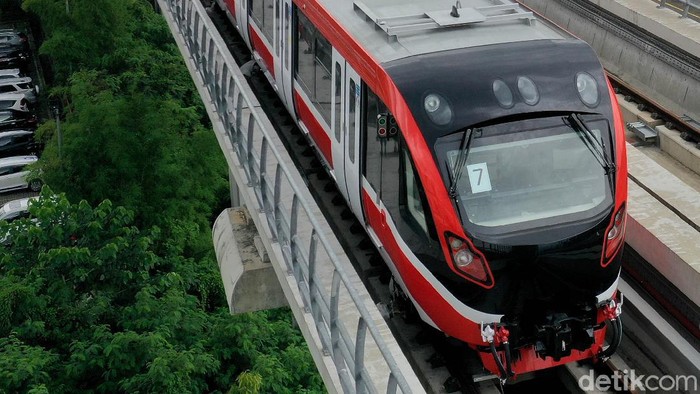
[0,9,47,210]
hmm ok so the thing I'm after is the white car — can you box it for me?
[0,77,38,103]
[0,196,34,221]
[0,93,29,112]
[0,30,28,49]
[0,155,42,193]
[0,69,23,80]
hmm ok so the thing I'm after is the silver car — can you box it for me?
[0,30,28,50]
[0,69,23,80]
[0,196,34,221]
[0,93,29,112]
[0,155,41,193]
[0,77,37,103]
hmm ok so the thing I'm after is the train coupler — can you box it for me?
[480,322,515,381]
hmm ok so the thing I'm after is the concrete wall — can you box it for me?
[520,0,700,120]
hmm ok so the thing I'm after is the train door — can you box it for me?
[273,0,293,110]
[235,0,250,47]
[331,48,363,218]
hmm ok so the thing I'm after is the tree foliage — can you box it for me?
[3,0,326,391]
[0,190,324,393]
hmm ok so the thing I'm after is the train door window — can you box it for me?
[284,4,290,69]
[348,79,357,162]
[334,62,341,142]
[274,0,280,56]
[294,10,332,125]
[250,0,274,42]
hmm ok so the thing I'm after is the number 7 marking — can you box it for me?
[472,168,483,185]
[466,163,492,193]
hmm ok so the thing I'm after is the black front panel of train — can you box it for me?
[383,39,622,339]
[383,39,614,147]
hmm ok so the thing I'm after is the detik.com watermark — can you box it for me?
[579,370,698,392]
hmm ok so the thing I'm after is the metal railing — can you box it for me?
[657,0,700,18]
[157,0,414,392]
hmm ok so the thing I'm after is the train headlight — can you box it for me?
[602,204,626,267]
[607,208,625,241]
[576,72,600,107]
[517,76,539,106]
[492,79,514,108]
[424,93,453,126]
[445,233,494,288]
[455,250,474,268]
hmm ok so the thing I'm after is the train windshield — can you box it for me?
[436,115,614,232]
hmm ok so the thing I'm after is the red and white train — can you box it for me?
[215,0,628,380]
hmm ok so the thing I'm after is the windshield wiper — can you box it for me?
[568,114,616,175]
[448,128,475,198]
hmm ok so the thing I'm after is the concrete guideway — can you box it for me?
[156,0,423,392]
[591,0,700,57]
[617,94,700,310]
[519,0,700,126]
[625,145,700,307]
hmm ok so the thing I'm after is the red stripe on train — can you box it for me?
[224,0,236,18]
[294,89,333,167]
[248,24,275,79]
[361,189,483,344]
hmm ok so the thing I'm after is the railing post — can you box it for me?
[307,231,318,314]
[355,318,368,394]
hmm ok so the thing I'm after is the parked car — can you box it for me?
[0,30,28,51]
[0,196,34,222]
[0,155,41,193]
[0,68,24,80]
[0,78,37,103]
[0,130,41,158]
[0,48,29,69]
[0,110,37,130]
[0,93,29,112]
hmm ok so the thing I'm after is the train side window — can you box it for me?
[348,79,356,162]
[363,88,436,241]
[294,10,332,125]
[249,0,274,42]
[363,87,393,193]
[364,87,400,217]
[401,149,429,236]
[334,62,341,142]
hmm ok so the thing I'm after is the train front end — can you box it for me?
[385,39,628,378]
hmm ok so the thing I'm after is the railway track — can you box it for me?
[538,0,700,145]
[202,2,697,392]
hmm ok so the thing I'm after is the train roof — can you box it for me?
[317,0,570,64]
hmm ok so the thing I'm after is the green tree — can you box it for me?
[12,0,325,391]
[0,190,325,393]
[37,70,226,234]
